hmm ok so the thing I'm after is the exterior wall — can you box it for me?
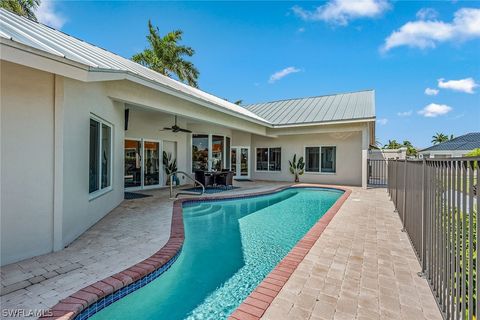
[231,130,252,147]
[369,148,407,160]
[419,150,471,159]
[61,78,124,246]
[1,61,55,264]
[251,131,363,186]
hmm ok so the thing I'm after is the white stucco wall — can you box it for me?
[1,61,55,264]
[61,78,125,246]
[252,131,363,186]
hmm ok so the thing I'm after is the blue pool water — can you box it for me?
[90,187,342,320]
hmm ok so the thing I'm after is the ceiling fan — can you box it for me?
[161,116,192,133]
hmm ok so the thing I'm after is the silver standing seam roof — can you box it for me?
[244,90,375,125]
[0,8,376,127]
[421,132,480,152]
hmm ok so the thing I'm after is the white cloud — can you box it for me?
[424,88,439,96]
[298,27,306,33]
[418,103,453,117]
[377,118,388,125]
[268,67,301,83]
[37,0,66,29]
[397,110,412,117]
[438,77,478,94]
[381,8,480,52]
[292,0,390,26]
[416,8,439,20]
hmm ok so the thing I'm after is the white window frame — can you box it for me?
[89,115,114,200]
[303,145,337,175]
[191,133,231,173]
[255,147,282,172]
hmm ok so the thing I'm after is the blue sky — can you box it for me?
[38,1,479,148]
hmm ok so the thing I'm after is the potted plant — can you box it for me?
[289,154,305,183]
[163,151,178,185]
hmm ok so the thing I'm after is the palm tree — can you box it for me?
[431,133,449,145]
[132,20,199,88]
[1,0,39,20]
[384,140,402,149]
[402,140,417,156]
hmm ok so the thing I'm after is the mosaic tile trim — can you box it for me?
[41,183,349,320]
[74,250,180,320]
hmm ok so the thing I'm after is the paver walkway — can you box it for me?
[0,181,284,317]
[1,184,442,320]
[261,187,442,320]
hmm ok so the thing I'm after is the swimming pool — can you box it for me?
[89,187,343,320]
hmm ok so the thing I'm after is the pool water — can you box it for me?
[90,187,342,320]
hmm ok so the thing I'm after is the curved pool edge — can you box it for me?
[42,184,350,320]
[229,184,352,320]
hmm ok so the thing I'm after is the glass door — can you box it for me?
[124,140,142,188]
[143,141,160,188]
[231,146,250,179]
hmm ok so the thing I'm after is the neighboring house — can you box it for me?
[368,148,407,160]
[419,132,480,159]
[0,9,375,265]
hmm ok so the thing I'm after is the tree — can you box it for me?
[132,20,199,87]
[431,133,450,145]
[288,154,305,183]
[384,140,402,149]
[1,0,40,20]
[402,140,417,157]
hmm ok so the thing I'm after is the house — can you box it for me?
[0,9,375,266]
[419,132,480,159]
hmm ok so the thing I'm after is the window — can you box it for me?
[305,147,320,172]
[321,146,336,173]
[212,135,224,170]
[304,146,336,173]
[89,117,112,195]
[256,147,281,172]
[192,134,209,171]
[256,148,268,171]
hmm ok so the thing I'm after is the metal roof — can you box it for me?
[0,9,376,127]
[0,9,267,124]
[421,132,480,152]
[244,90,375,125]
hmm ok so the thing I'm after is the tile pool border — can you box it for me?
[41,184,350,320]
[229,184,352,320]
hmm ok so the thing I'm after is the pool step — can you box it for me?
[187,205,223,218]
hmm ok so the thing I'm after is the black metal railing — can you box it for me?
[368,159,388,186]
[388,158,479,320]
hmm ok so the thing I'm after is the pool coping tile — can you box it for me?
[41,183,350,320]
[229,184,351,320]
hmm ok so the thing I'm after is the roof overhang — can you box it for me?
[1,38,376,133]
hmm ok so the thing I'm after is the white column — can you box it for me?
[361,126,368,189]
[53,75,64,251]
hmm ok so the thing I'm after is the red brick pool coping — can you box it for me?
[228,184,351,320]
[41,184,350,320]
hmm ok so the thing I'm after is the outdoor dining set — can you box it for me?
[194,170,235,189]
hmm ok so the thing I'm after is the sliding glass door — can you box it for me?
[124,139,162,190]
[231,146,250,179]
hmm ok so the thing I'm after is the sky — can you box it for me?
[35,0,480,148]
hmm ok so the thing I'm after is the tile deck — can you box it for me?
[0,182,442,320]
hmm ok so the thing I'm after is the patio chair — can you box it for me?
[195,171,213,188]
[217,171,234,189]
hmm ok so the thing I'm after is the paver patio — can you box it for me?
[1,182,442,320]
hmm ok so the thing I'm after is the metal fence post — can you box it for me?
[394,159,398,212]
[402,158,407,231]
[421,158,426,274]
